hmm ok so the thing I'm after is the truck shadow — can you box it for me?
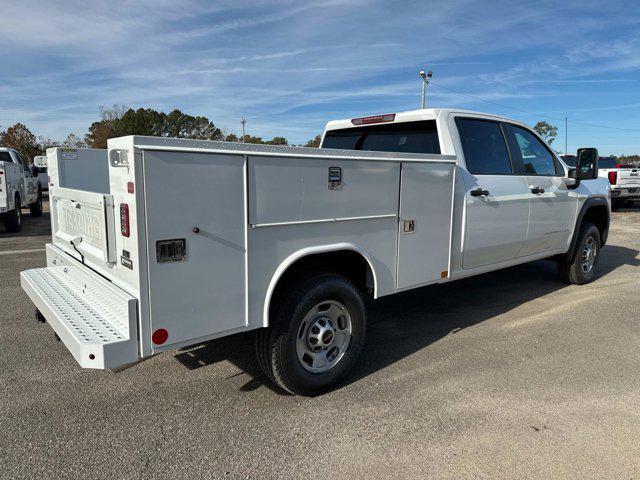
[174,244,639,395]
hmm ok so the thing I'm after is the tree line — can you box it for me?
[0,105,322,162]
[1,110,635,165]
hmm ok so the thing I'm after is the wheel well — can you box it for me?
[268,250,375,320]
[582,204,608,245]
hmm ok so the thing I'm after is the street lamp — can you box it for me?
[419,70,433,109]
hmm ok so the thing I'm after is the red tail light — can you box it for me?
[608,171,617,185]
[120,203,130,237]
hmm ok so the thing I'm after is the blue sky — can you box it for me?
[1,0,639,154]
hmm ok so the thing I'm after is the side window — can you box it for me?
[0,152,12,163]
[456,118,512,175]
[509,126,559,176]
[15,152,30,173]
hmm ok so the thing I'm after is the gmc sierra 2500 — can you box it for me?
[20,109,610,395]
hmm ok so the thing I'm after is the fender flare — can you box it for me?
[262,243,379,327]
[567,196,610,262]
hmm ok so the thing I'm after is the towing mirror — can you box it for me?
[575,148,598,180]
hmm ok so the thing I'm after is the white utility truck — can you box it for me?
[20,109,610,396]
[33,155,49,190]
[0,147,43,232]
[597,157,639,210]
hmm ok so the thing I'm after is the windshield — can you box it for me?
[322,120,440,154]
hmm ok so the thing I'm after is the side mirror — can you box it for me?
[576,147,598,180]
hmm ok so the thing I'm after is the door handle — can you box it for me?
[470,188,490,197]
[530,186,545,195]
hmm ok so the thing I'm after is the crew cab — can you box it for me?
[0,147,43,232]
[20,109,610,396]
[597,157,639,210]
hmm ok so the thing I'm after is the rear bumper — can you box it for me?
[20,244,139,369]
[611,188,640,198]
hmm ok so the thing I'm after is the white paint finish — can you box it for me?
[18,119,611,372]
[460,170,530,269]
[521,175,577,255]
[248,218,398,329]
[142,150,247,349]
[248,156,399,225]
[0,147,37,208]
[21,252,138,370]
[397,162,456,288]
[46,148,109,193]
[49,186,117,266]
[260,242,381,328]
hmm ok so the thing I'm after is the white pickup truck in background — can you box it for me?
[33,155,49,190]
[0,147,43,232]
[20,109,610,396]
[597,157,639,210]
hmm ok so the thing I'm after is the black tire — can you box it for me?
[558,222,601,285]
[29,187,43,218]
[4,193,22,233]
[255,273,366,396]
[611,200,622,212]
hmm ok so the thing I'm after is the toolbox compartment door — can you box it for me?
[397,162,455,289]
[142,150,247,348]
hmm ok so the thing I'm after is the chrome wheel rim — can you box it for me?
[296,300,352,373]
[580,236,597,274]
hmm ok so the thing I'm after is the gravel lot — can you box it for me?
[1,197,639,479]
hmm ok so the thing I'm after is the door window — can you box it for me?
[509,126,559,176]
[455,118,512,175]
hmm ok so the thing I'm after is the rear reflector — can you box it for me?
[608,171,617,185]
[152,328,168,345]
[351,113,396,126]
[120,203,130,237]
[127,181,135,194]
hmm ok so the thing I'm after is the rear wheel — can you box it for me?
[3,193,22,233]
[256,273,366,396]
[29,187,43,218]
[558,222,601,285]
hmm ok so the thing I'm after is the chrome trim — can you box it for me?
[250,213,397,229]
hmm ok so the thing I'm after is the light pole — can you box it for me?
[241,117,247,142]
[419,70,433,109]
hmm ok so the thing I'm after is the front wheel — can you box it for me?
[256,274,366,396]
[558,222,601,285]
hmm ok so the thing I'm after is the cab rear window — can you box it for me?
[0,152,12,162]
[599,158,617,169]
[322,120,440,154]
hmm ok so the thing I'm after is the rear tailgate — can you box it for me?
[618,167,640,188]
[50,186,117,268]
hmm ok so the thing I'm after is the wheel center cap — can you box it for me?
[308,316,336,350]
